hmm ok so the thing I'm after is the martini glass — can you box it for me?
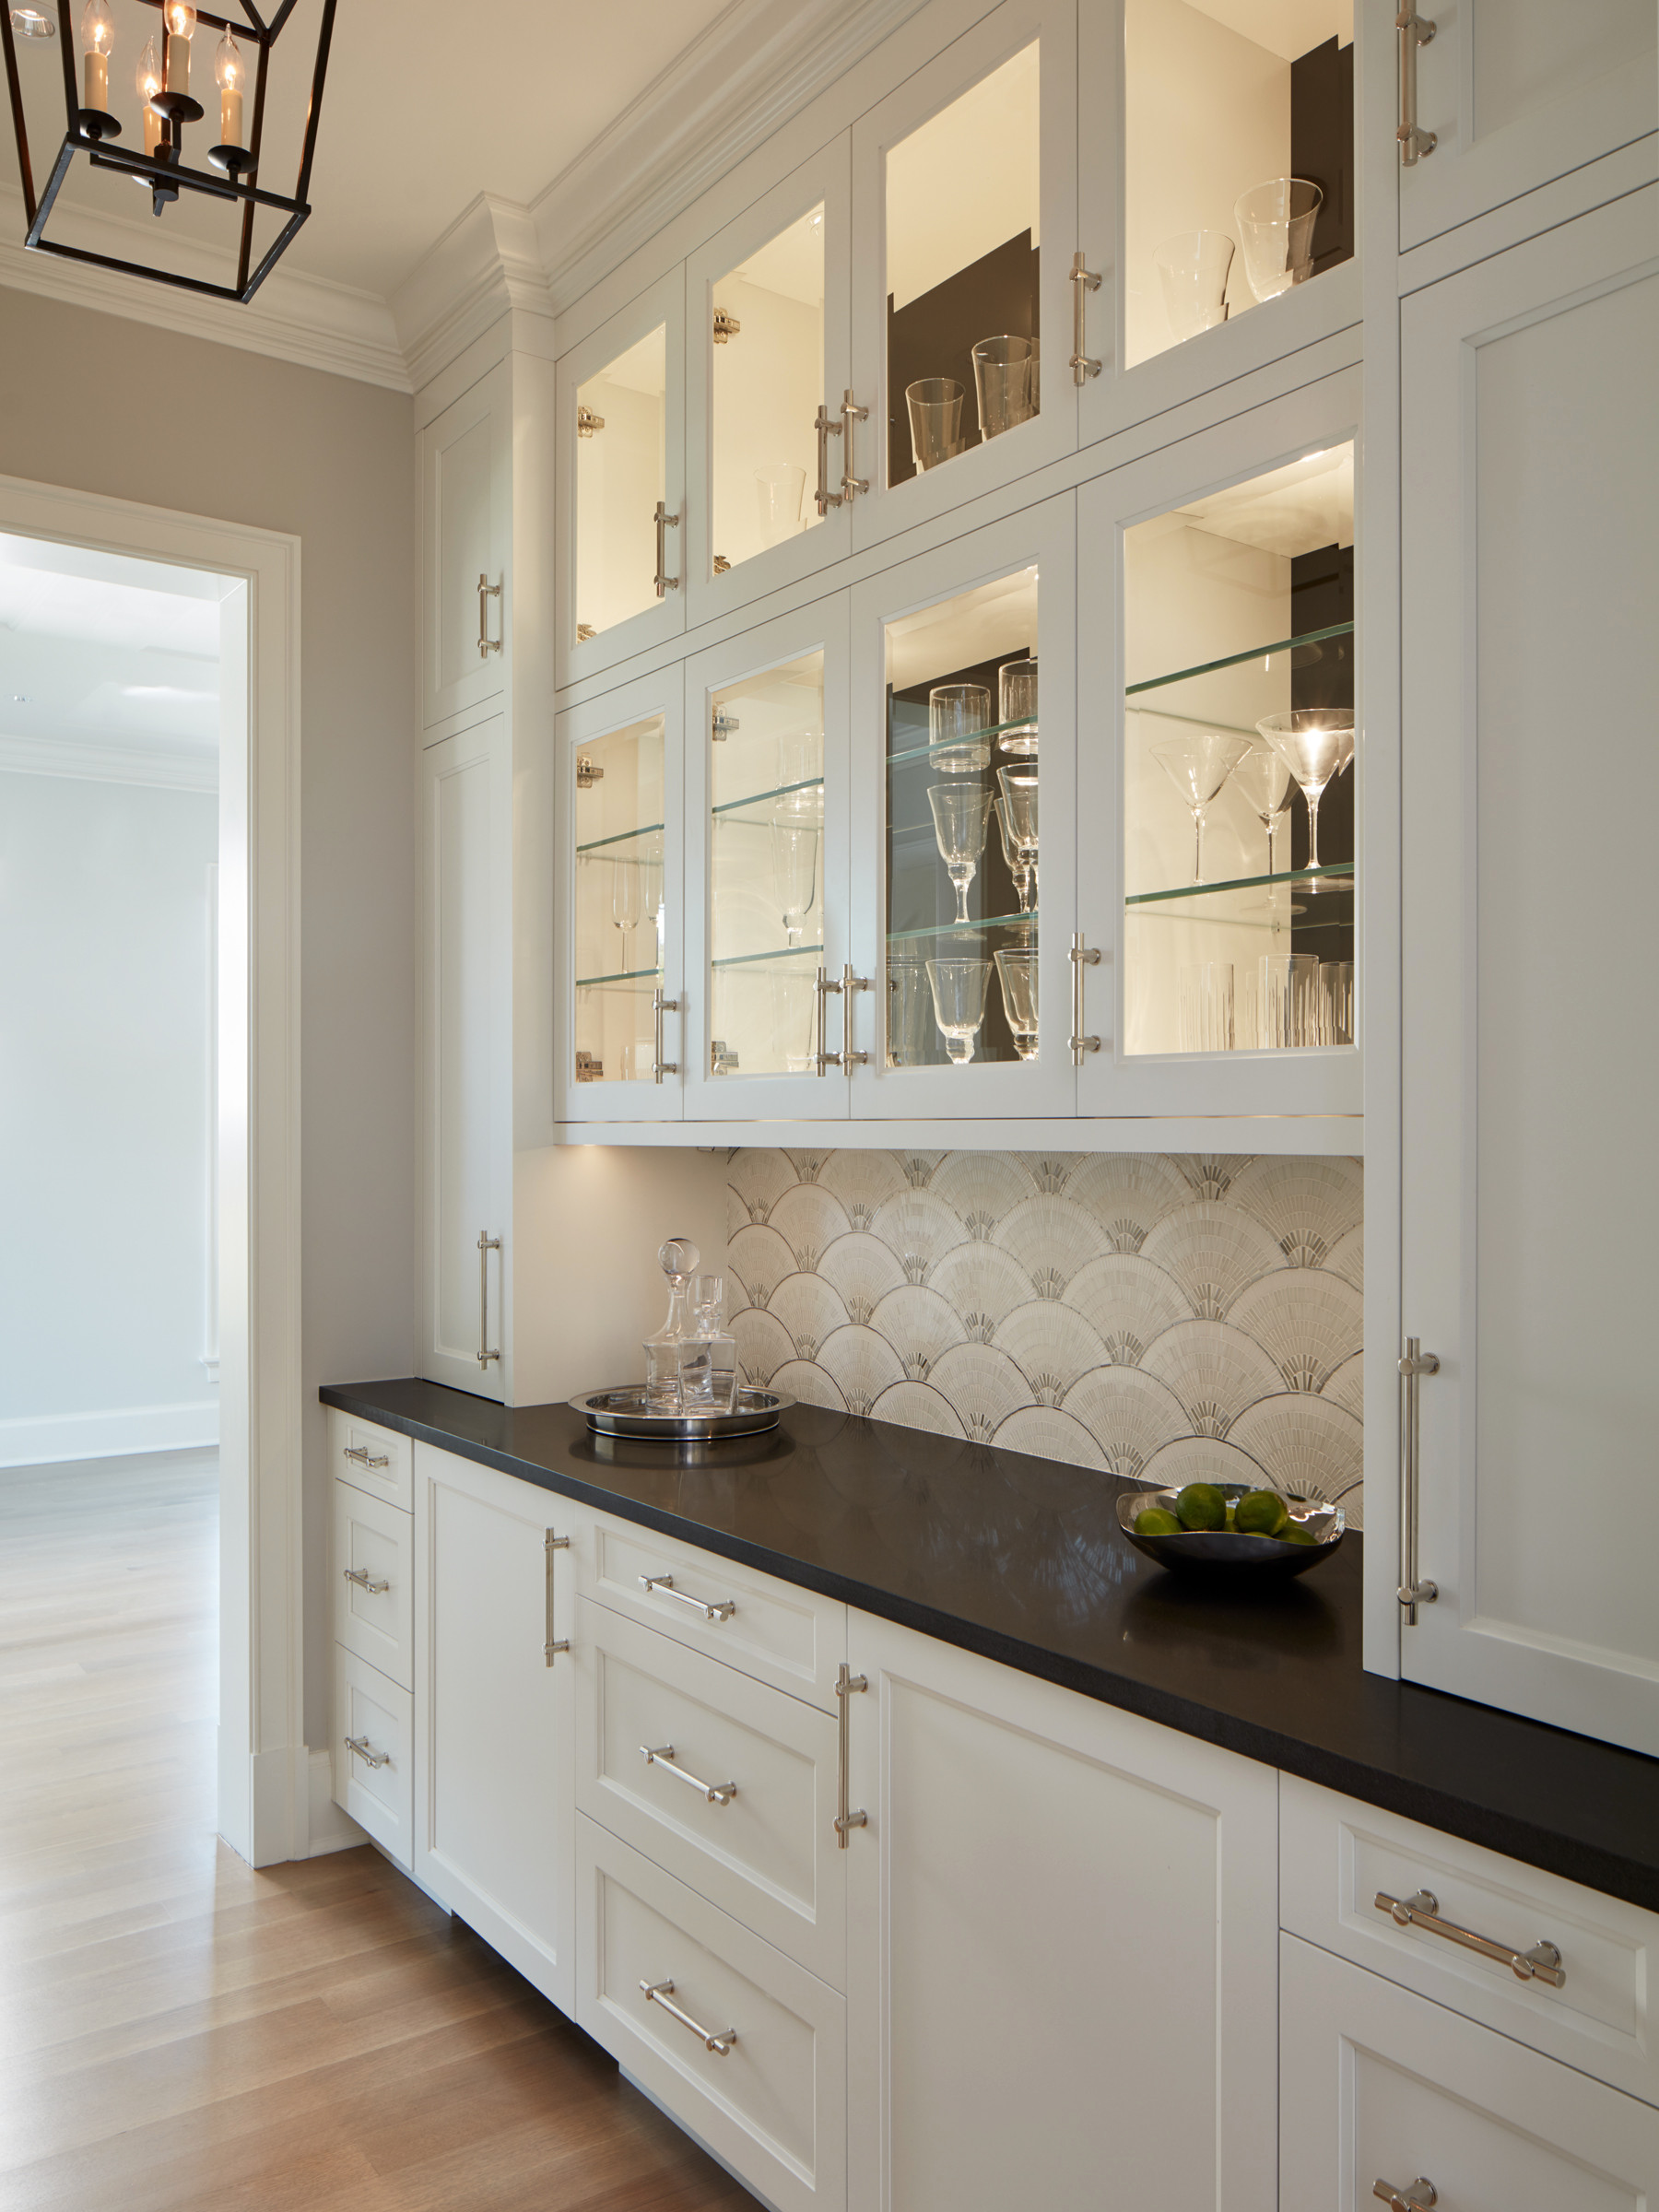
[1230,742,1297,877]
[927,783,994,925]
[1151,733,1252,883]
[1254,712,1355,872]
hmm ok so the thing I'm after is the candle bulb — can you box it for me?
[215,29,244,147]
[137,37,162,155]
[162,0,194,93]
[79,0,113,112]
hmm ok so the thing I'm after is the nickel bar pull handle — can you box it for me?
[1375,1889,1566,1988]
[1397,1336,1440,1618]
[1374,2182,1436,2212]
[1069,251,1102,384]
[1395,8,1437,165]
[343,1444,389,1470]
[840,389,869,501]
[653,500,680,597]
[1069,935,1101,1064]
[477,1232,500,1368]
[477,572,502,657]
[343,1566,390,1596]
[544,1531,570,1665]
[639,1979,736,2055]
[814,404,844,515]
[841,964,870,1077]
[835,1661,867,1846]
[814,963,843,1075]
[344,1735,390,1770]
[639,1571,735,1623]
[652,986,678,1081]
[640,1745,737,1806]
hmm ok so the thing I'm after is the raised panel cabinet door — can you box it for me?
[421,359,510,731]
[1398,188,1659,1754]
[1397,0,1656,252]
[845,1610,1278,2212]
[1281,1932,1659,2211]
[414,1443,577,2014]
[421,719,510,1400]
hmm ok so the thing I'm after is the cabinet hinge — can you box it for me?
[576,755,604,788]
[712,309,742,344]
[713,554,732,575]
[577,406,605,437]
[711,1039,739,1076]
[575,1051,604,1082]
[576,623,597,644]
[712,712,739,741]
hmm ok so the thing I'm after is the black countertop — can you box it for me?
[322,1377,1659,1914]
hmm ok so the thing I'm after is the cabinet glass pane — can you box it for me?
[711,206,827,578]
[884,566,1039,1069]
[1123,441,1355,1056]
[1124,3,1353,370]
[708,653,825,1080]
[885,42,1041,490]
[572,716,665,1084]
[575,326,667,640]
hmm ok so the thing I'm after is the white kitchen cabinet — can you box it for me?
[332,1477,414,1692]
[844,1609,1279,2212]
[413,1443,577,2013]
[419,717,511,1400]
[419,360,511,734]
[1397,186,1659,1755]
[1395,0,1656,253]
[1281,1932,1659,2211]
[333,1647,414,1869]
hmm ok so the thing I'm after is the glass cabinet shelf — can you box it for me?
[1127,863,1352,907]
[886,714,1039,771]
[575,821,665,854]
[711,775,825,823]
[711,942,824,969]
[887,910,1037,944]
[1127,619,1354,700]
[575,962,667,991]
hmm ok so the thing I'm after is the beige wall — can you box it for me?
[0,288,417,1747]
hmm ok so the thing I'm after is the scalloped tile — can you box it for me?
[1226,1156,1364,1268]
[816,1232,909,1324]
[1062,1253,1193,1365]
[1141,1202,1284,1320]
[993,1405,1109,1469]
[928,1241,1035,1333]
[1061,1366,1194,1480]
[992,1195,1102,1298]
[1322,1349,1365,1420]
[994,1301,1111,1402]
[1226,1270,1363,1394]
[868,1379,966,1437]
[818,1150,911,1228]
[766,1182,853,1269]
[930,1151,1040,1236]
[1325,1222,1364,1294]
[727,1149,798,1224]
[1139,1435,1267,1492]
[867,1283,967,1382]
[766,1272,853,1363]
[816,1325,907,1416]
[1226,1393,1364,1505]
[769,1357,844,1412]
[1062,1154,1191,1252]
[732,1307,796,1385]
[868,1189,967,1281]
[924,1342,1036,1444]
[726,1221,799,1311]
[1140,1321,1285,1437]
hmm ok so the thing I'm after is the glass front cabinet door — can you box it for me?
[1077,367,1362,1119]
[556,671,686,1123]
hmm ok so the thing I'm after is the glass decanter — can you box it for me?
[642,1237,700,1411]
[677,1272,737,1414]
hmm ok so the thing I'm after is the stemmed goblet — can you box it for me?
[995,766,1039,907]
[1151,733,1252,883]
[1253,712,1355,872]
[927,782,994,926]
[925,957,991,1065]
[1230,742,1297,877]
[993,795,1035,918]
[610,858,643,971]
[994,946,1039,1060]
[771,821,819,944]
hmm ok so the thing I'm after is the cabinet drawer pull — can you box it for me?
[343,1566,391,1595]
[835,1662,867,1846]
[652,986,678,1081]
[345,1735,390,1770]
[1374,1889,1566,1987]
[653,500,680,597]
[813,403,843,514]
[545,1532,571,1665]
[343,1444,390,1470]
[1069,934,1102,1063]
[1397,1339,1440,1618]
[840,388,868,501]
[477,571,502,657]
[477,1230,501,1368]
[639,1979,736,2055]
[1069,251,1102,384]
[639,1571,735,1622]
[1394,7,1436,166]
[1374,2181,1436,2212]
[641,1745,737,1806]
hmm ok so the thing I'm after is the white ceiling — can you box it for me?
[0,0,735,298]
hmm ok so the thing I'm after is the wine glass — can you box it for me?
[1151,733,1252,883]
[925,957,991,1065]
[610,858,643,971]
[994,946,1039,1060]
[1254,712,1356,872]
[1230,742,1297,877]
[995,768,1040,909]
[771,821,819,943]
[993,796,1035,916]
[927,783,994,925]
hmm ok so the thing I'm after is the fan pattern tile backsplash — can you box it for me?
[727,1149,1366,1521]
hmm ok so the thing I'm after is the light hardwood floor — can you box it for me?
[0,1450,756,2210]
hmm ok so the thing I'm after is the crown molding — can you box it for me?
[391,194,555,397]
[0,732,218,792]
[0,185,409,393]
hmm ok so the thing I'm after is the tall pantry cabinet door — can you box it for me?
[1398,188,1659,1754]
[420,719,511,1400]
[415,1443,577,2014]
[420,361,511,732]
[845,1611,1278,2212]
[1397,0,1656,251]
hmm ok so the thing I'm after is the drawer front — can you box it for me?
[333,1648,413,1869]
[576,1817,845,2212]
[1281,1775,1659,2106]
[1282,1933,1659,2210]
[332,1478,414,1691]
[584,1511,844,1712]
[328,1407,412,1513]
[575,1598,843,1986]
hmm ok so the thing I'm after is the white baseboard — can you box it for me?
[0,1398,220,1468]
[305,1747,368,1858]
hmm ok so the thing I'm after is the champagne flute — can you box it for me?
[1230,742,1297,877]
[994,946,1039,1060]
[993,796,1035,915]
[1254,712,1356,872]
[771,821,819,944]
[1151,733,1252,883]
[927,783,994,925]
[996,767,1040,908]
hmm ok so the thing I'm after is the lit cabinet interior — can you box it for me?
[574,325,669,641]
[1124,0,1353,370]
[572,715,666,1085]
[1123,441,1355,1057]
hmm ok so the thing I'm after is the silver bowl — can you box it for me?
[571,1385,793,1441]
[1116,1480,1345,1579]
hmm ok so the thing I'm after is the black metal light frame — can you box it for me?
[1,0,336,302]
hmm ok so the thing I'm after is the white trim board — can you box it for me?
[0,1398,219,1468]
[0,733,218,792]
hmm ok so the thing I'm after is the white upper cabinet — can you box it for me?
[558,268,687,686]
[1396,0,1657,252]
[685,140,853,629]
[1077,363,1363,1120]
[420,360,511,732]
[848,0,1079,551]
[1397,187,1659,1755]
[1079,0,1361,443]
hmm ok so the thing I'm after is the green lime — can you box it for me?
[1280,1524,1319,1547]
[1134,1506,1182,1537]
[1234,1488,1289,1536]
[1225,1502,1237,1528]
[1173,1482,1227,1532]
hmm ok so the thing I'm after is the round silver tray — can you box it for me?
[571,1385,793,1441]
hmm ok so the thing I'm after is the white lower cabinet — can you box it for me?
[1281,1934,1659,2211]
[334,1646,414,1868]
[843,1608,1280,2212]
[413,1442,578,2012]
[575,1817,847,2212]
